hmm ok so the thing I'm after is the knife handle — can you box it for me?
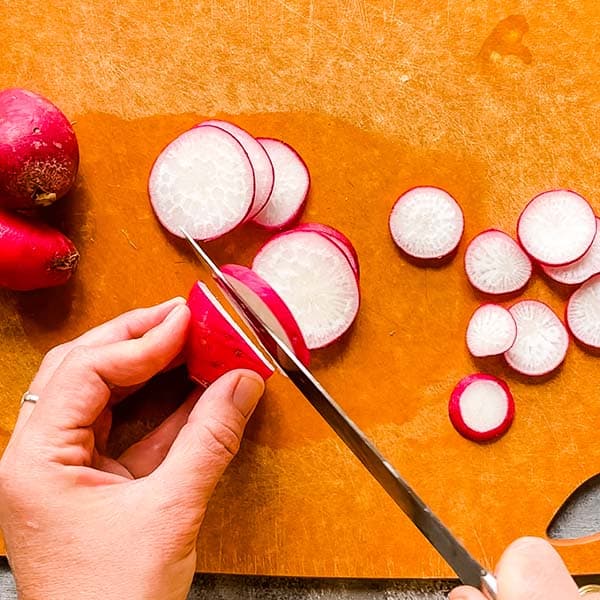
[481,571,498,599]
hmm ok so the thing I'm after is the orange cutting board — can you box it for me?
[1,0,600,578]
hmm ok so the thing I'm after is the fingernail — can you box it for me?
[164,296,186,307]
[233,375,264,417]
[165,304,186,323]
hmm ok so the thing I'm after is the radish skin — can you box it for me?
[0,88,79,209]
[0,209,79,290]
[566,274,600,349]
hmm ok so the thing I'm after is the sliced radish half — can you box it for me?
[252,230,360,349]
[517,190,596,266]
[221,264,311,366]
[294,222,359,278]
[464,229,532,295]
[198,120,274,219]
[389,186,464,260]
[566,274,600,348]
[251,138,309,230]
[543,218,600,285]
[449,373,515,443]
[504,300,569,376]
[186,281,274,386]
[466,304,517,357]
[149,125,254,241]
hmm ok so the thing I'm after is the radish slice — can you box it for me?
[466,304,517,357]
[221,264,311,366]
[293,222,360,278]
[449,374,515,443]
[464,229,532,295]
[389,186,464,260]
[543,218,600,285]
[149,125,254,241]
[252,230,360,349]
[566,274,600,348]
[251,138,309,230]
[517,190,596,266]
[504,300,569,376]
[198,120,274,219]
[186,281,274,386]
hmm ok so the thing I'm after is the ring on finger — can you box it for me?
[579,585,600,596]
[20,391,39,407]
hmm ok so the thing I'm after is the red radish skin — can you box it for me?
[466,304,517,358]
[517,190,596,266]
[0,209,79,290]
[0,88,79,209]
[221,264,310,366]
[504,300,569,376]
[251,138,309,230]
[464,229,532,295]
[197,120,274,219]
[566,274,600,349]
[449,373,515,443]
[186,281,274,386]
[389,186,464,260]
[149,125,255,241]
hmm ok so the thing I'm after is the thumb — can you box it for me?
[152,369,264,510]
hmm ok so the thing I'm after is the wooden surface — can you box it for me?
[1,0,600,579]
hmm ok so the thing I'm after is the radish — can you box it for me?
[0,209,79,290]
[517,190,596,266]
[542,218,600,285]
[0,88,79,209]
[197,120,274,219]
[186,281,274,386]
[464,229,532,294]
[566,274,600,348]
[251,138,309,230]
[449,373,515,443]
[252,230,360,349]
[504,300,569,376]
[148,125,254,241]
[221,264,311,366]
[293,222,359,278]
[389,186,464,260]
[466,304,517,357]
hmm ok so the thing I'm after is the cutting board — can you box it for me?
[1,0,600,579]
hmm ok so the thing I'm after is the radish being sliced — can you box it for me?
[198,120,274,219]
[251,138,309,230]
[221,264,311,366]
[466,304,517,357]
[449,373,515,443]
[517,190,596,266]
[566,274,600,348]
[543,218,600,285]
[149,125,254,241]
[464,229,532,295]
[389,186,464,260]
[294,222,360,278]
[186,281,274,386]
[252,230,360,349]
[504,300,569,376]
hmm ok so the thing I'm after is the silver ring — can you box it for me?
[579,585,600,596]
[20,391,39,407]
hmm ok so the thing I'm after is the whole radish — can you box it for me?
[0,209,79,290]
[0,88,79,209]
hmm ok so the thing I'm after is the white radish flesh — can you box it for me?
[466,304,517,357]
[389,186,464,260]
[149,125,254,241]
[252,230,360,349]
[252,138,309,230]
[566,274,600,348]
[517,190,596,266]
[504,300,569,376]
[464,229,532,295]
[449,373,515,443]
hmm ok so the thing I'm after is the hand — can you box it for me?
[0,297,265,600]
[450,536,600,599]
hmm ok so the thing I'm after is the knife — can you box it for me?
[181,227,498,599]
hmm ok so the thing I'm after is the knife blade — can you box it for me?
[181,227,498,599]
